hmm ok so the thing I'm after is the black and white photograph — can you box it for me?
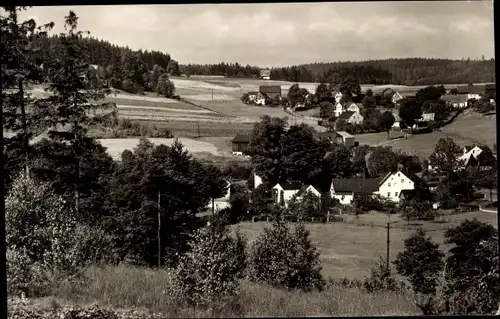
[2,1,498,317]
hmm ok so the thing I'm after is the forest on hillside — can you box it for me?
[30,35,179,95]
[180,58,496,86]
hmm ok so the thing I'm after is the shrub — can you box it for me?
[363,257,406,293]
[170,220,247,310]
[6,174,87,297]
[247,219,325,291]
[353,194,383,212]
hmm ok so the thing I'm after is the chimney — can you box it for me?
[397,163,405,172]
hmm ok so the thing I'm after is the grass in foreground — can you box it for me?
[234,211,497,280]
[51,265,419,317]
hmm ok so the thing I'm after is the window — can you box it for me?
[401,179,404,183]
[387,192,391,197]
[388,183,391,187]
[395,192,398,197]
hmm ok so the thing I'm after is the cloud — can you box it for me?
[18,2,494,66]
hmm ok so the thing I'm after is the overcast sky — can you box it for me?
[19,2,495,67]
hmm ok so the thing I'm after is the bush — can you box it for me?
[6,174,87,297]
[353,194,384,212]
[363,257,406,293]
[247,220,325,291]
[170,220,246,310]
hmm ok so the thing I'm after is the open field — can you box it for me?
[234,210,497,280]
[98,137,231,160]
[29,264,417,317]
[440,111,496,147]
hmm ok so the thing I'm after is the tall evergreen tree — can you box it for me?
[1,6,53,183]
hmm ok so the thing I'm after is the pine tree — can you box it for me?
[1,6,54,181]
[34,11,112,219]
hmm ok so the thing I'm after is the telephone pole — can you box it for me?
[386,222,391,271]
[157,191,161,268]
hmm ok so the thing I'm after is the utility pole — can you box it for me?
[386,222,391,272]
[157,191,161,268]
[197,124,200,139]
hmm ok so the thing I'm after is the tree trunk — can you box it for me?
[212,198,214,215]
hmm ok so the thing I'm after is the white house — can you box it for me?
[330,171,424,204]
[254,173,263,189]
[377,171,422,203]
[334,102,344,117]
[260,69,271,80]
[346,102,361,113]
[441,94,468,109]
[272,182,302,207]
[296,184,321,201]
[421,112,435,122]
[458,145,485,167]
[330,177,382,205]
[391,91,403,105]
[333,89,343,103]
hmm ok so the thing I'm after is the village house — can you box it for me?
[458,145,494,169]
[441,94,468,108]
[345,102,361,113]
[457,84,484,100]
[272,182,303,207]
[333,101,344,117]
[335,111,364,129]
[231,132,251,156]
[260,69,271,80]
[330,177,382,205]
[421,112,435,122]
[207,179,247,212]
[331,170,426,204]
[390,91,403,105]
[314,130,344,145]
[247,91,259,102]
[332,89,343,103]
[336,131,356,148]
[259,85,282,101]
[296,184,322,201]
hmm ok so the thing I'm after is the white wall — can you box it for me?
[378,172,415,203]
[333,193,354,205]
[273,183,300,207]
[254,173,262,189]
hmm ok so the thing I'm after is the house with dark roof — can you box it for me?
[330,170,428,205]
[457,84,484,100]
[272,182,304,207]
[441,94,468,108]
[231,133,251,155]
[259,85,282,100]
[260,69,271,80]
[330,177,383,205]
[335,111,364,128]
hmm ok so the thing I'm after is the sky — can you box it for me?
[19,1,495,67]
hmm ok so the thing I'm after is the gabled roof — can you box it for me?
[296,184,320,197]
[338,111,355,120]
[260,69,271,77]
[232,133,251,143]
[441,94,468,103]
[259,85,281,94]
[331,177,383,194]
[379,170,424,186]
[248,91,259,95]
[314,131,341,138]
[275,182,302,191]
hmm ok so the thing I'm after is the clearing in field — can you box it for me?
[98,137,230,160]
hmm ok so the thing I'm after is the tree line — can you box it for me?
[277,58,495,85]
[179,62,261,78]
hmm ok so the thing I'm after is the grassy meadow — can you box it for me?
[43,264,419,317]
[233,210,498,280]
